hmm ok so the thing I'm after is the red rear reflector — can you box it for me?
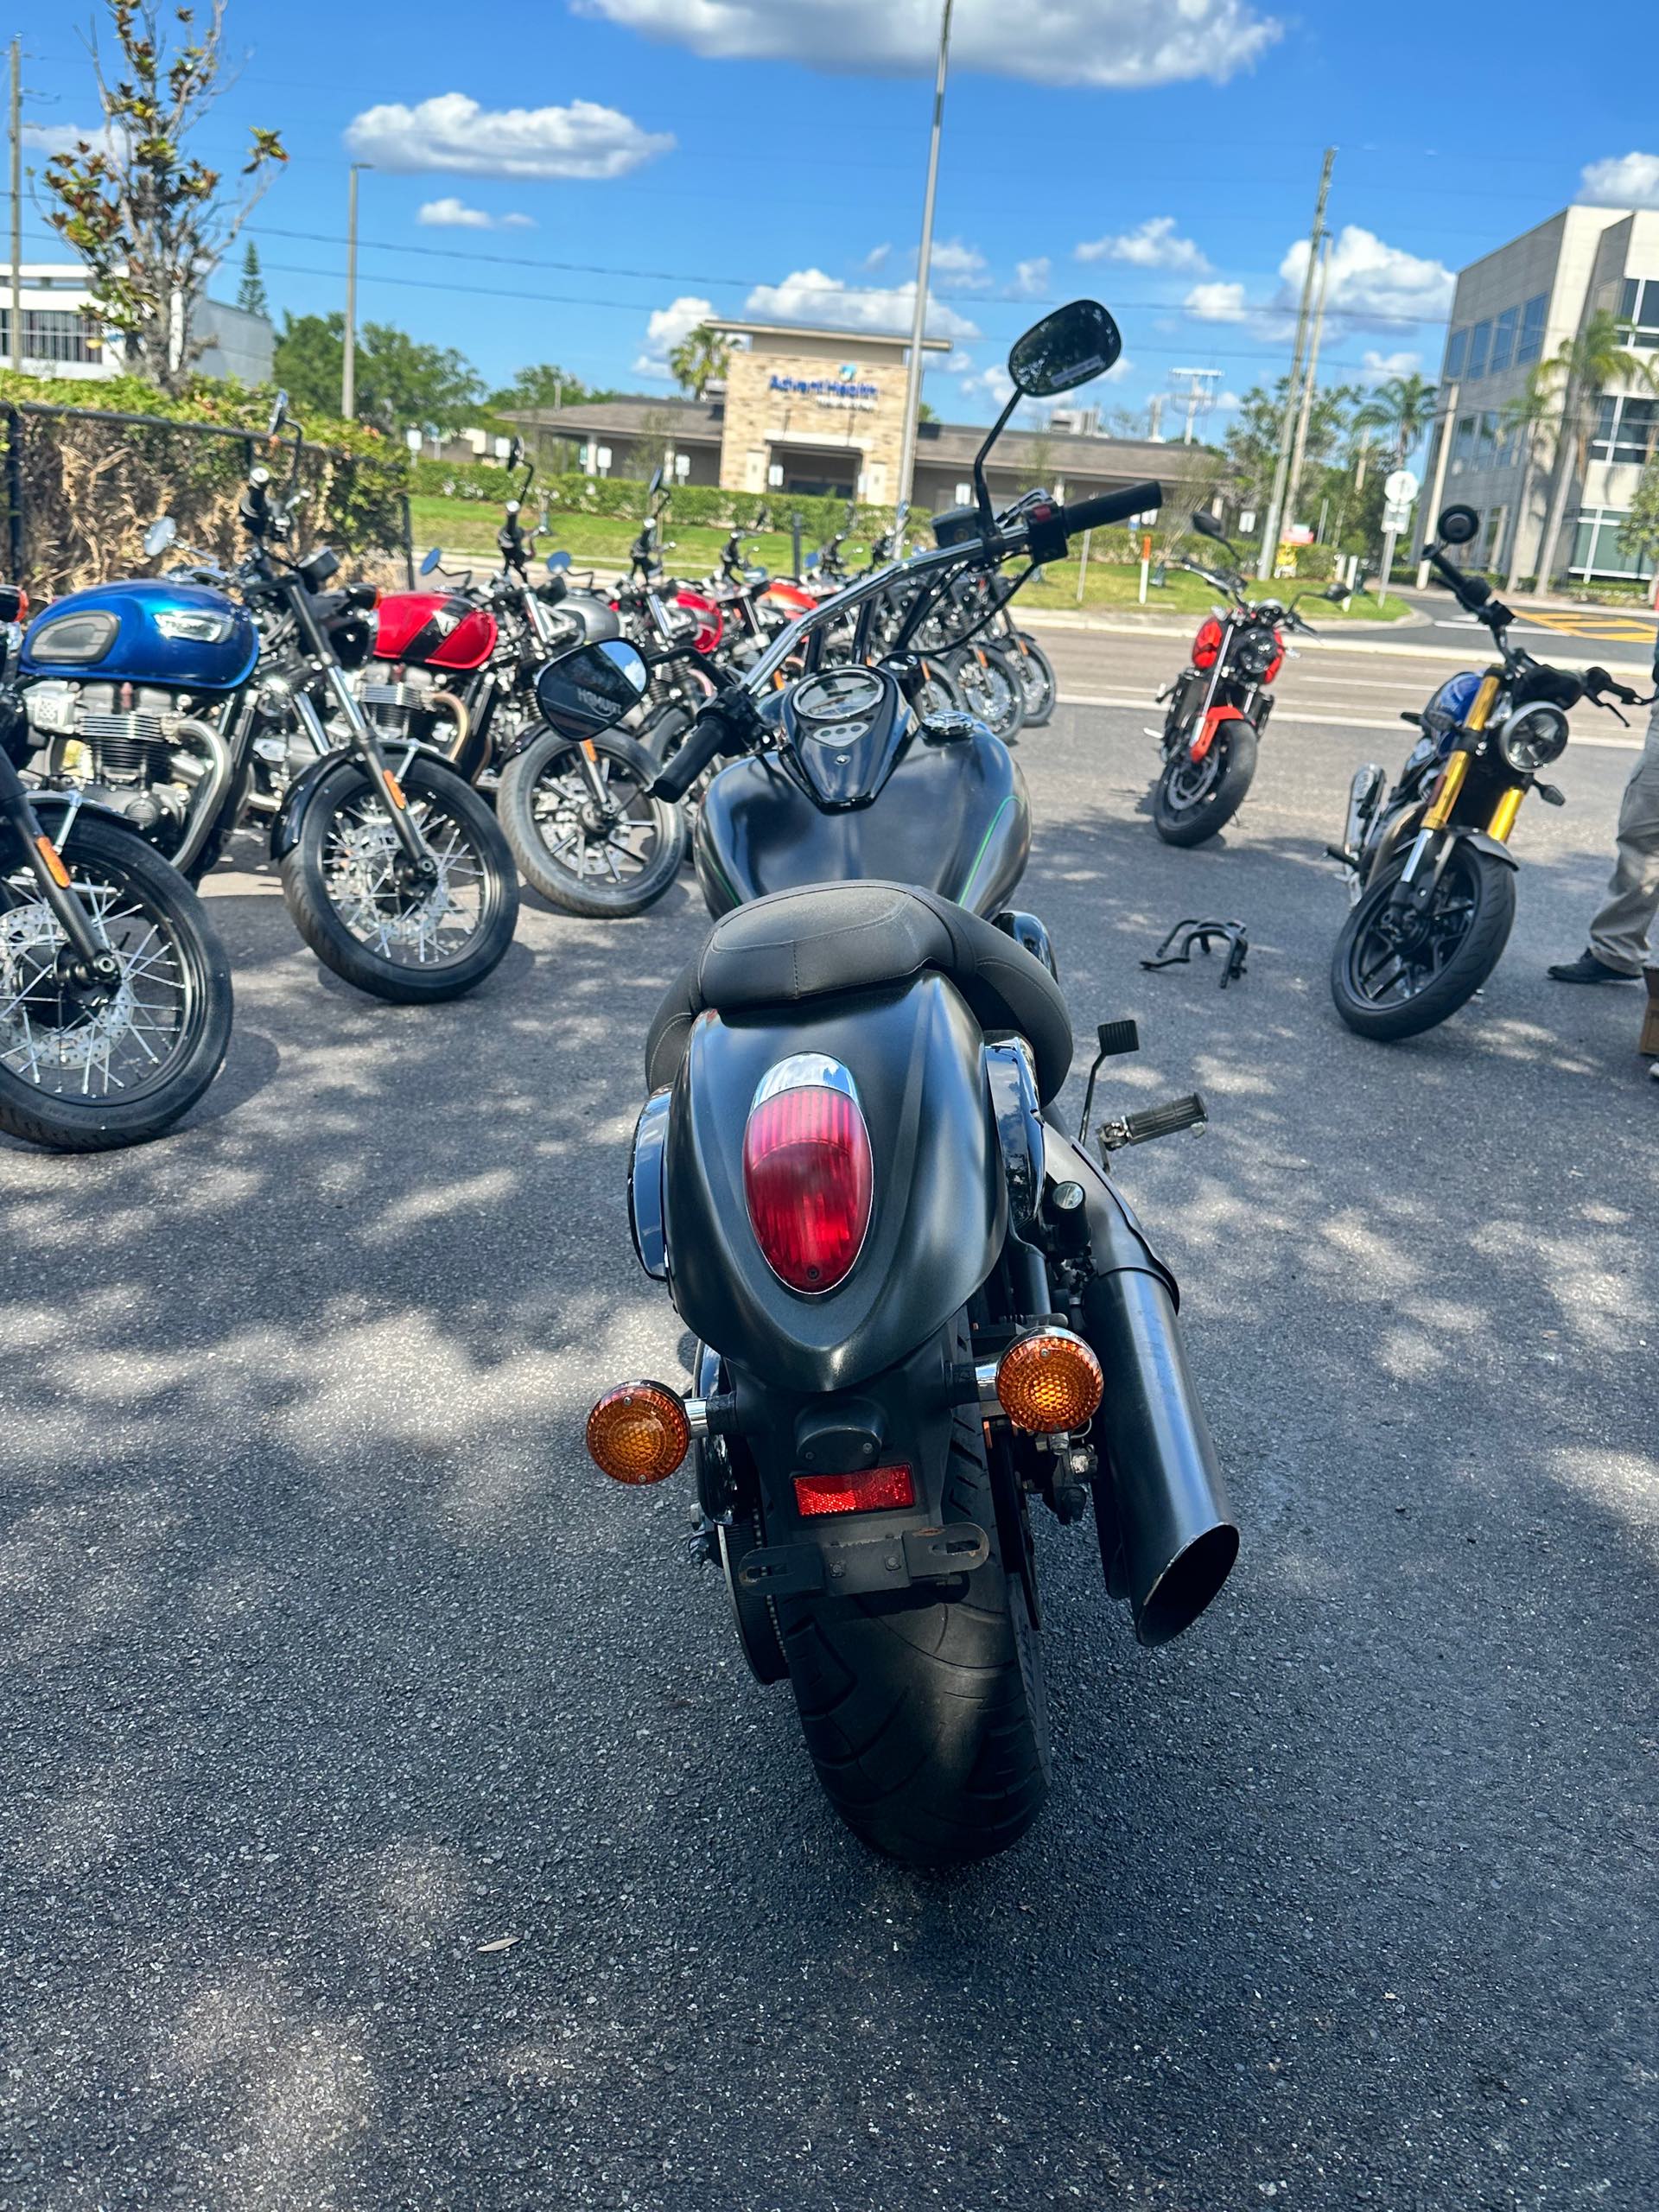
[792,1464,914,1517]
[743,1082,873,1293]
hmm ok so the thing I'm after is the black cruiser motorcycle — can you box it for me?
[549,304,1237,1864]
[1330,502,1649,1039]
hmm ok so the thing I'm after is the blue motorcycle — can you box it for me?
[17,393,518,1005]
[0,585,232,1148]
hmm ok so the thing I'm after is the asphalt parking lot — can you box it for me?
[1,627,1654,2211]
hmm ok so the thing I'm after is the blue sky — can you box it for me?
[20,0,1659,430]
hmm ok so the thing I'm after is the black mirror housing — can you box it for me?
[1008,301,1122,397]
[534,639,650,739]
[1437,502,1480,548]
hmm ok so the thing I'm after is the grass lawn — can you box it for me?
[408,495,1408,624]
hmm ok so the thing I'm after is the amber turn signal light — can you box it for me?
[586,1382,691,1484]
[995,1332,1103,1433]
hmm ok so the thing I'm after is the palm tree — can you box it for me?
[1355,372,1435,467]
[1497,366,1555,594]
[1532,309,1659,591]
[667,323,731,400]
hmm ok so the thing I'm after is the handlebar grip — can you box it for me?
[1059,481,1162,534]
[649,715,725,803]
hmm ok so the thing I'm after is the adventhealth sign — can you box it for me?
[770,372,880,411]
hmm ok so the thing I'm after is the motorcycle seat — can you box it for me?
[645,880,1073,1103]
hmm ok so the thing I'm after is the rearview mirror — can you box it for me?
[1007,300,1122,398]
[646,467,664,499]
[1437,503,1479,548]
[267,388,288,437]
[507,435,524,469]
[1190,510,1229,543]
[143,516,178,559]
[420,546,443,576]
[534,639,649,739]
[546,550,572,573]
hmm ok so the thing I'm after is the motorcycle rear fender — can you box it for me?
[268,747,358,861]
[660,972,1007,1395]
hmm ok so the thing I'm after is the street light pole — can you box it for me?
[10,39,22,376]
[342,162,368,420]
[895,0,955,528]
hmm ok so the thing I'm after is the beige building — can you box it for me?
[1414,206,1659,583]
[505,317,1214,520]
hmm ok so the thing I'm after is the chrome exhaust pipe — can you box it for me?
[168,715,236,877]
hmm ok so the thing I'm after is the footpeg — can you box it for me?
[1097,1091,1207,1154]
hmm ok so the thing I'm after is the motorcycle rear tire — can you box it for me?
[1331,846,1516,1040]
[1152,718,1258,846]
[776,1381,1050,1866]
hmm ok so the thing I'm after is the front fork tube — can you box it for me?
[316,663,432,869]
[0,758,115,976]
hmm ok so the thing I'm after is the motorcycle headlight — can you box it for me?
[1495,703,1568,773]
[1234,626,1278,677]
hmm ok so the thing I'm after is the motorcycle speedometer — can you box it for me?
[1494,702,1568,773]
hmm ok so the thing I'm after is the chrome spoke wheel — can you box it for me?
[320,791,487,967]
[0,868,193,1102]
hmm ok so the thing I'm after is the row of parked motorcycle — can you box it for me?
[3,292,1637,1864]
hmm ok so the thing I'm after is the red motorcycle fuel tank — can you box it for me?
[372,590,499,671]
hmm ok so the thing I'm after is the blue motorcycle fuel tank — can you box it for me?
[22,580,258,694]
[695,671,1031,918]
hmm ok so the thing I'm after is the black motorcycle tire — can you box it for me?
[948,642,1027,744]
[1010,632,1057,726]
[1331,844,1516,1041]
[499,725,686,918]
[776,1375,1051,1866]
[1152,718,1258,846]
[282,755,518,1003]
[0,817,232,1150]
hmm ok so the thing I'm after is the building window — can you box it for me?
[0,307,102,365]
[1616,276,1659,348]
[1466,320,1491,379]
[1569,506,1649,580]
[1588,393,1659,467]
[1491,305,1517,374]
[1516,294,1548,365]
[1445,327,1467,379]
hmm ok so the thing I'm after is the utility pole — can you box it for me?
[342,162,368,420]
[1284,234,1332,537]
[896,0,954,523]
[1257,145,1334,580]
[9,40,21,375]
[1147,394,1167,442]
[1172,366,1222,444]
[1414,380,1459,588]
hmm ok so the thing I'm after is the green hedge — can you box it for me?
[409,458,894,543]
[1,371,411,596]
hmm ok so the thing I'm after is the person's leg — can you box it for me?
[1567,709,1659,978]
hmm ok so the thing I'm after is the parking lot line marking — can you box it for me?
[1061,695,1641,747]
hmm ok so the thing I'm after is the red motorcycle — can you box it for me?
[1150,510,1350,846]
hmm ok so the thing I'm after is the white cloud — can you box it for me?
[1280,224,1452,327]
[1010,256,1051,300]
[634,293,715,377]
[742,267,980,343]
[22,119,123,158]
[960,362,1016,408]
[1104,353,1134,383]
[930,239,991,289]
[861,243,893,271]
[417,195,535,230]
[574,0,1281,88]
[1077,215,1209,273]
[1580,152,1659,209]
[1361,347,1422,379]
[1185,280,1248,323]
[345,92,672,181]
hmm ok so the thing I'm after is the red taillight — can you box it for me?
[793,1465,914,1517]
[1192,615,1224,670]
[742,1077,873,1294]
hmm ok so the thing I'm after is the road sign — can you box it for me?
[1382,500,1413,533]
[1384,467,1420,506]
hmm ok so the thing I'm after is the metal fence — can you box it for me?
[0,399,416,601]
